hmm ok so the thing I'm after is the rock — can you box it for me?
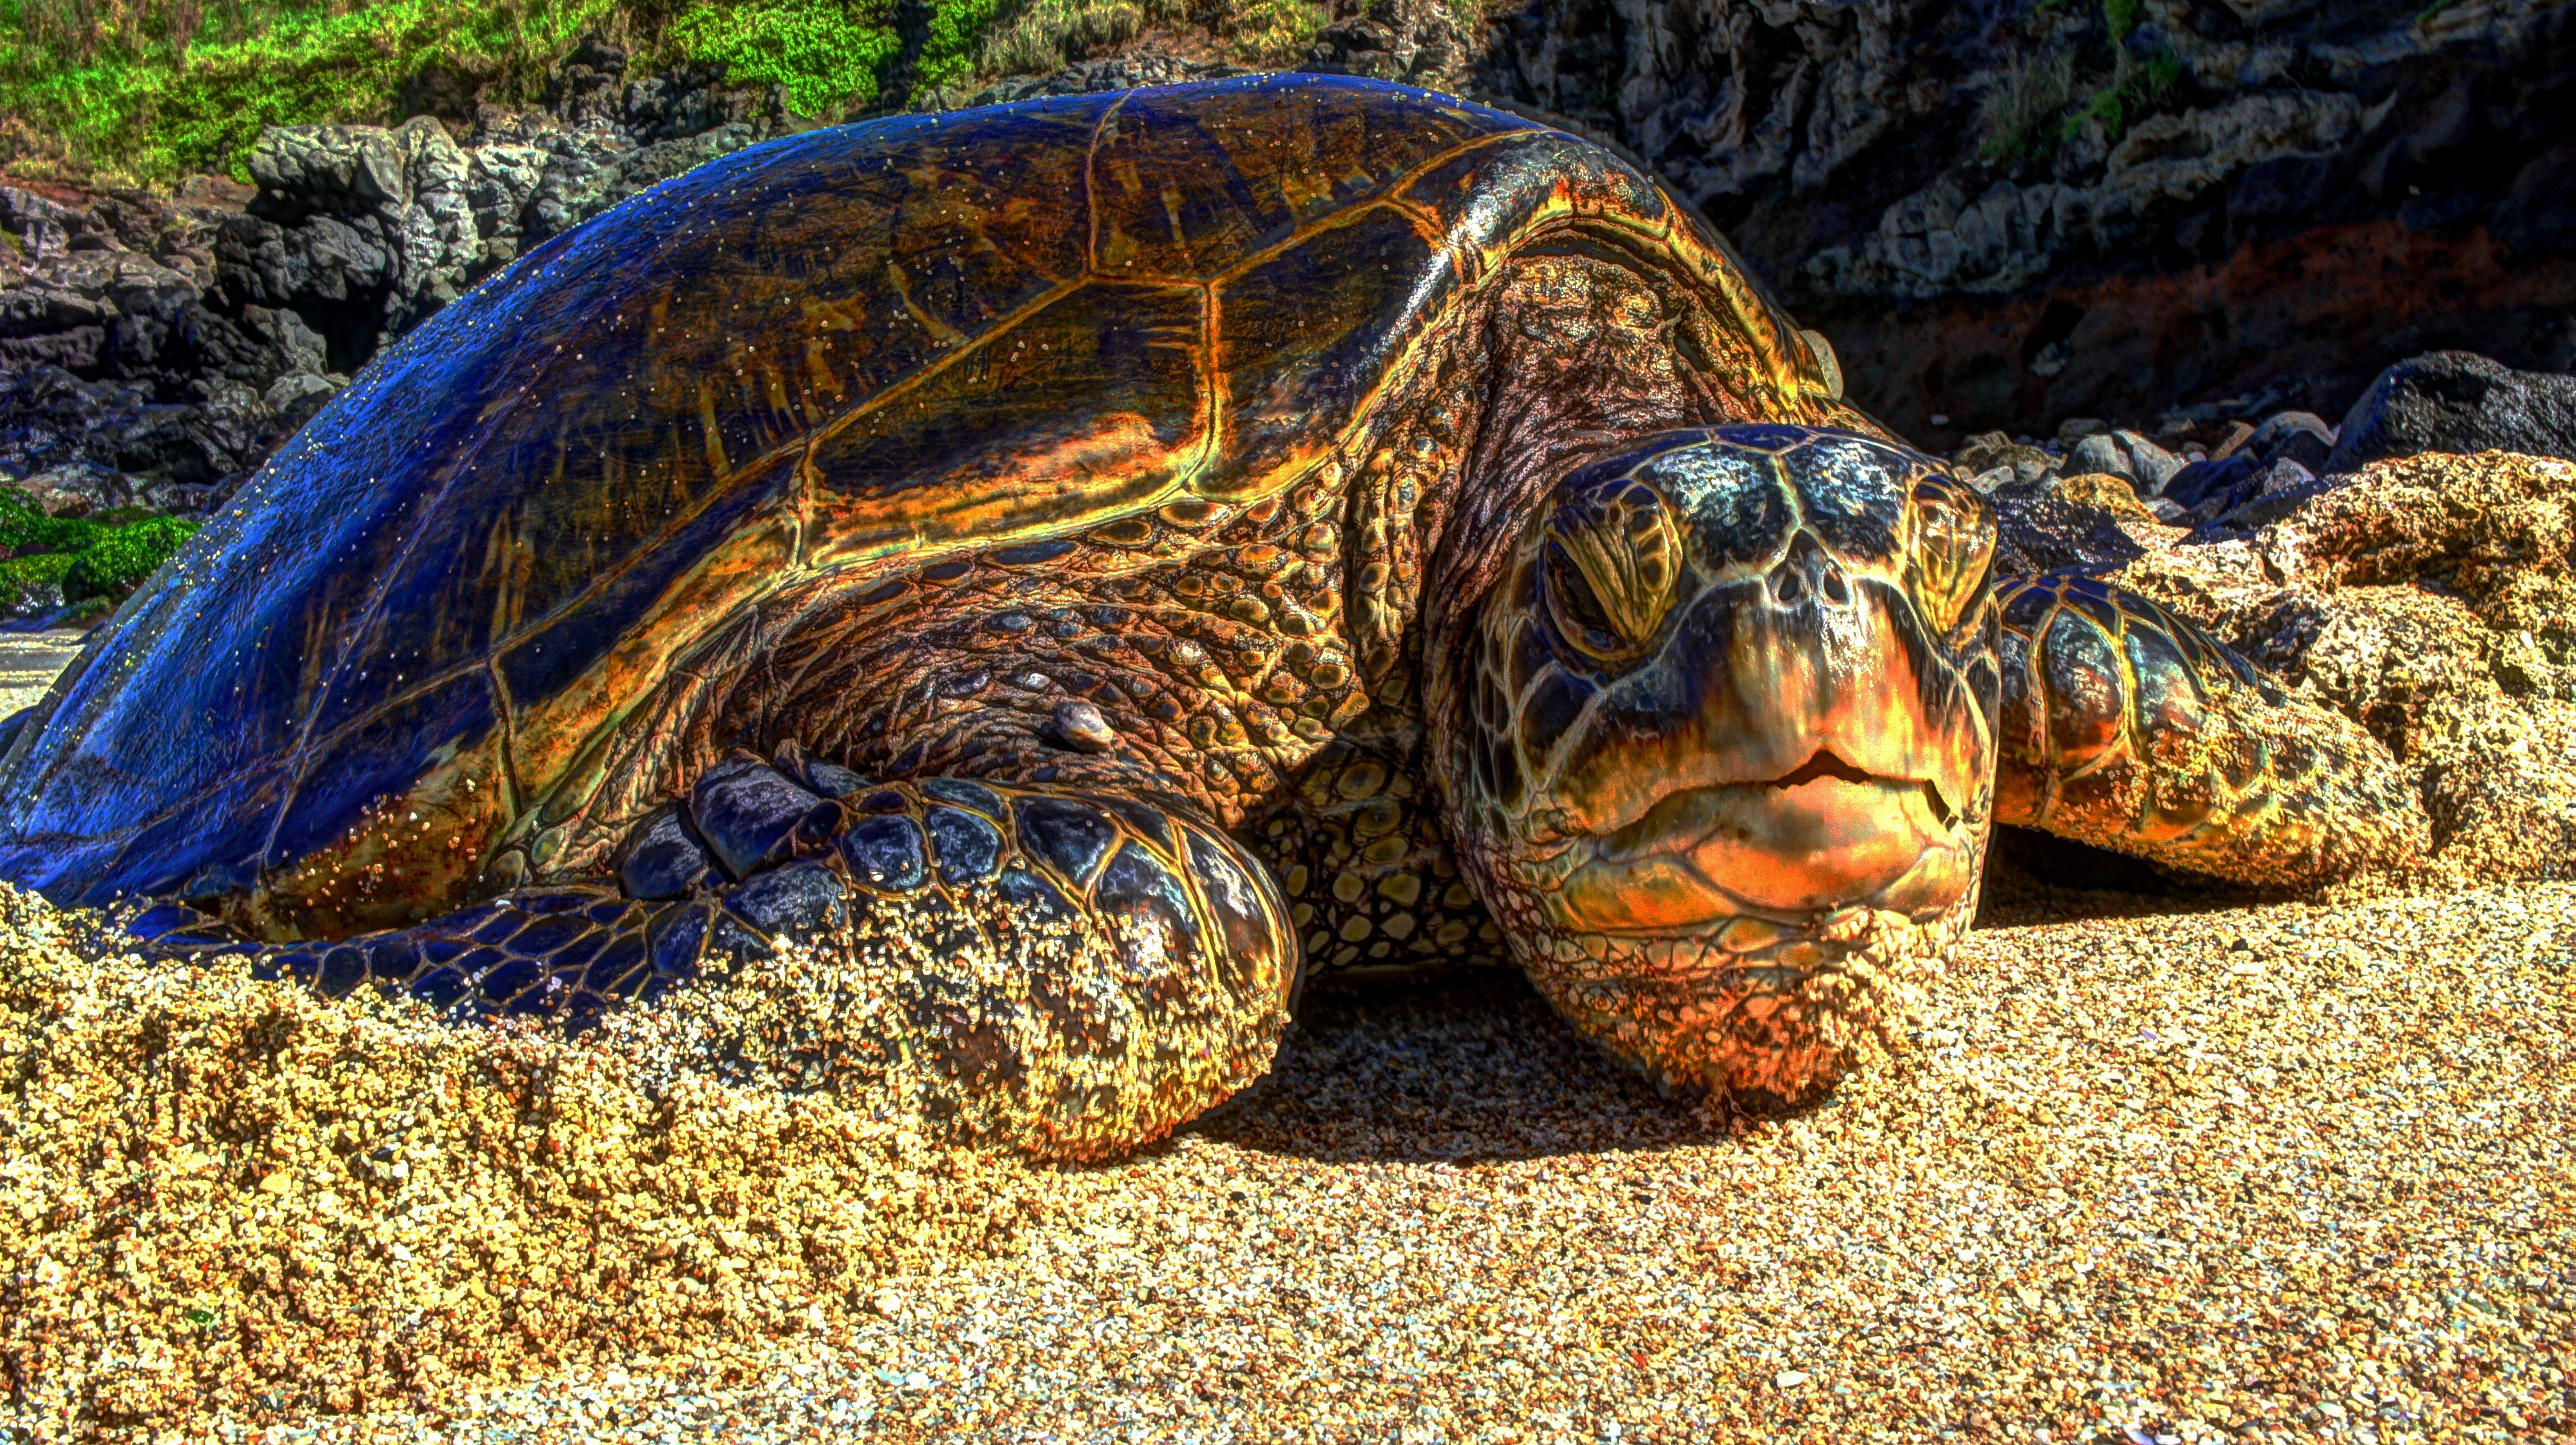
[238,305,327,379]
[0,366,137,481]
[1953,432,2056,486]
[465,143,548,243]
[2164,452,2261,512]
[0,39,805,512]
[2246,410,2335,473]
[221,116,484,355]
[2055,418,2109,441]
[396,61,491,132]
[2054,471,2163,522]
[2106,451,2576,884]
[1476,0,2576,437]
[2067,429,2185,497]
[246,125,414,223]
[1987,473,2165,576]
[623,63,792,143]
[103,382,260,493]
[967,56,1252,107]
[261,371,344,437]
[1306,0,1472,92]
[542,33,630,128]
[2325,352,2576,474]
[8,461,129,516]
[2207,458,2324,530]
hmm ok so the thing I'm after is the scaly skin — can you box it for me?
[1427,427,2001,1104]
[1992,574,2428,888]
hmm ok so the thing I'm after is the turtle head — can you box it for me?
[1440,424,2003,1106]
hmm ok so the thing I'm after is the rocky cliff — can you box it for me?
[1472,0,2576,445]
[0,46,805,525]
[2,0,2570,525]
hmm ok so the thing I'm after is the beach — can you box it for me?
[1,869,2566,1441]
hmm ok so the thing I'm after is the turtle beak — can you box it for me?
[1555,749,1977,930]
[1522,544,1991,933]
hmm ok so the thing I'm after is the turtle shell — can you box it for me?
[0,75,1837,927]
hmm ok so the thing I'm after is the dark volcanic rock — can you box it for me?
[2325,351,2576,473]
[967,56,1253,106]
[1470,0,2576,440]
[1306,0,1472,91]
[2246,410,2336,475]
[1986,473,2165,576]
[0,43,804,511]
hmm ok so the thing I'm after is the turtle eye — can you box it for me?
[1545,481,1683,664]
[1907,475,1996,637]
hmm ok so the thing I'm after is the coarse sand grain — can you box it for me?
[0,630,85,718]
[0,867,2569,1442]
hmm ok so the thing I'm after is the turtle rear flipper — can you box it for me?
[135,755,1300,1159]
[1992,574,2428,889]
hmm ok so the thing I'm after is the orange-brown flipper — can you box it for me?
[1993,574,2427,888]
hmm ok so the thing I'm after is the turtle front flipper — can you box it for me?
[1993,574,2428,888]
[132,753,1300,1161]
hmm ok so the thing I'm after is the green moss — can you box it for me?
[0,0,629,185]
[63,515,202,600]
[2060,45,2179,149]
[0,549,74,613]
[1,487,202,605]
[915,0,1005,91]
[659,0,901,116]
[0,488,102,554]
[2101,0,2138,44]
[0,0,1343,185]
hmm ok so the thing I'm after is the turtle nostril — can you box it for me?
[1821,566,1851,605]
[1769,565,1804,604]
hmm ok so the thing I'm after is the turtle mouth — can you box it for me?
[1557,749,1973,931]
[1765,749,1958,831]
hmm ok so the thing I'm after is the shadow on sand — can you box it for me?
[1191,840,2271,1167]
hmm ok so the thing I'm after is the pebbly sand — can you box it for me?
[2,449,2570,1439]
[0,629,87,719]
[0,868,2568,1442]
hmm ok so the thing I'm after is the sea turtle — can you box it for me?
[0,76,2426,1158]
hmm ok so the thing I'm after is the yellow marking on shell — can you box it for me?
[376,105,1842,894]
[490,501,805,874]
[695,377,730,478]
[883,260,969,347]
[249,726,515,936]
